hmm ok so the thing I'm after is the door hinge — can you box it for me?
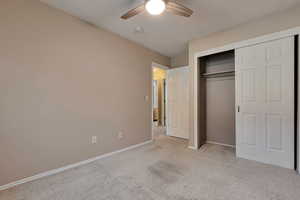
[238,106,240,112]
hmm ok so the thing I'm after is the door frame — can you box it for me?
[297,35,299,171]
[151,62,169,140]
[192,26,300,171]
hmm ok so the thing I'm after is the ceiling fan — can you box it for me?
[121,0,193,20]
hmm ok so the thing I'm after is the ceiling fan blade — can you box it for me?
[167,1,193,17]
[121,4,145,20]
[166,7,191,17]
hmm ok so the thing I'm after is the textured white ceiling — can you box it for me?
[40,0,300,57]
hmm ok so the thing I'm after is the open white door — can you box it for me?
[236,37,294,169]
[167,67,189,139]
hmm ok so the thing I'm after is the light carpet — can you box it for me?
[1,136,300,200]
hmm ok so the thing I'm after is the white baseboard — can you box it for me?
[206,141,235,148]
[188,145,198,150]
[0,140,153,191]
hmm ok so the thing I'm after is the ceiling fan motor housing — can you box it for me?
[121,0,193,20]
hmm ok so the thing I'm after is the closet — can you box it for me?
[199,50,236,147]
[197,36,296,169]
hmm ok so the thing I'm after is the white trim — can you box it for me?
[151,65,154,140]
[0,140,153,191]
[193,54,199,150]
[188,145,198,150]
[195,26,300,58]
[152,62,169,70]
[169,65,189,70]
[193,26,300,152]
[174,65,189,69]
[206,141,235,148]
[165,74,169,137]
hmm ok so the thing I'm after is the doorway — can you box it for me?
[152,66,167,139]
[198,50,235,147]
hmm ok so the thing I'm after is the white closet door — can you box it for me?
[236,37,294,169]
[167,67,189,139]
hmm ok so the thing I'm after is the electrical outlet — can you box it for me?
[118,131,124,139]
[91,136,97,144]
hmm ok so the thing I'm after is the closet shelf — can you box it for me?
[201,70,235,77]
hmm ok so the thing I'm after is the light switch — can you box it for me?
[91,136,97,144]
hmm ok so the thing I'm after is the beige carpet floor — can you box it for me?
[152,125,166,138]
[1,136,300,200]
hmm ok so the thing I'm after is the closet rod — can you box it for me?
[201,74,235,79]
[202,70,235,76]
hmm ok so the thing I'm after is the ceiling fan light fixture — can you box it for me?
[145,0,166,15]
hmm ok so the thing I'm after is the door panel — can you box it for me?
[236,37,294,169]
[241,69,256,102]
[265,113,283,151]
[242,113,257,146]
[167,67,189,139]
[266,65,282,102]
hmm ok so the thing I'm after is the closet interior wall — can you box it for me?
[199,50,236,147]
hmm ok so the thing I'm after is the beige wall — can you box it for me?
[0,0,170,186]
[171,49,189,68]
[188,5,300,147]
